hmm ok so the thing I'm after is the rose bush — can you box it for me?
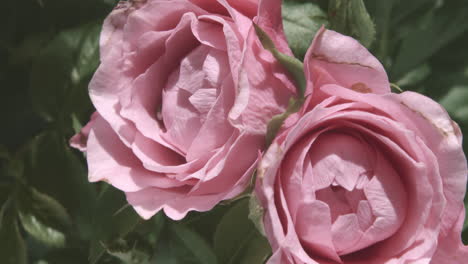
[70,0,296,220]
[256,28,468,263]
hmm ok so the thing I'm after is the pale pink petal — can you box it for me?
[356,200,374,231]
[189,132,263,195]
[305,28,390,97]
[130,132,206,175]
[126,187,225,220]
[186,78,235,162]
[256,0,293,55]
[309,132,373,191]
[228,26,294,134]
[191,16,227,50]
[431,209,468,263]
[296,201,341,262]
[202,48,230,88]
[70,112,98,151]
[331,214,363,255]
[86,116,185,192]
[387,92,468,236]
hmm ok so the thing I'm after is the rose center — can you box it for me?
[302,131,407,256]
[161,44,231,156]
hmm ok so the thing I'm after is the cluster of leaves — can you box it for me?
[1,0,468,263]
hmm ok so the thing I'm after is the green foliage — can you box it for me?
[154,221,216,264]
[282,0,328,60]
[88,186,142,264]
[170,224,218,264]
[390,2,468,80]
[328,0,376,48]
[30,23,100,122]
[213,199,271,264]
[0,199,27,264]
[17,186,72,247]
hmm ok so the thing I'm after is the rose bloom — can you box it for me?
[256,28,468,263]
[70,0,295,220]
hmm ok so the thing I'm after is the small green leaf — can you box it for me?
[17,186,72,247]
[0,202,27,264]
[104,237,153,264]
[171,224,218,264]
[439,86,468,123]
[329,0,376,48]
[214,199,271,264]
[254,23,306,98]
[282,0,328,60]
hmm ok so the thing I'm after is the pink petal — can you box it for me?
[256,0,293,55]
[86,115,184,192]
[304,28,390,97]
[70,112,98,151]
[431,209,468,263]
[186,78,235,162]
[331,214,363,255]
[296,201,341,262]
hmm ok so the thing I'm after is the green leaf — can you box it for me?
[183,204,230,244]
[282,0,328,60]
[0,202,27,264]
[17,186,71,247]
[89,186,142,264]
[153,219,217,264]
[21,132,97,241]
[213,199,271,264]
[171,224,218,264]
[29,23,100,121]
[104,237,153,264]
[390,3,468,80]
[439,86,468,123]
[328,0,376,48]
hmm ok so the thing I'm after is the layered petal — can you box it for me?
[72,0,293,221]
[304,28,390,99]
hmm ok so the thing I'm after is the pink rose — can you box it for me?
[257,28,468,263]
[70,0,295,220]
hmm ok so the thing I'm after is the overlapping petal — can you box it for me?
[258,28,467,264]
[72,0,294,220]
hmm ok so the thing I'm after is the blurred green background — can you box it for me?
[1,0,468,263]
